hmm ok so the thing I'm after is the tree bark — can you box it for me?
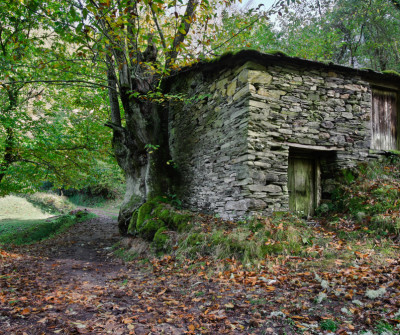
[106,76,175,235]
[101,0,197,235]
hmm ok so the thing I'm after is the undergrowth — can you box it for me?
[0,211,95,246]
[321,156,400,240]
[122,197,319,263]
[117,157,400,266]
[174,213,316,264]
[67,193,108,207]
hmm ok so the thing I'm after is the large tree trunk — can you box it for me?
[108,96,174,235]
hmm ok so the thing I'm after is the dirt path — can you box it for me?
[0,210,287,335]
[1,211,400,334]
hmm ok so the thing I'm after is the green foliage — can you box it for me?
[375,320,395,334]
[323,158,400,239]
[211,7,280,55]
[0,211,94,245]
[144,144,160,154]
[319,319,338,331]
[342,169,356,184]
[0,1,119,196]
[276,0,400,71]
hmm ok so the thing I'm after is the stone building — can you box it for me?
[165,50,400,219]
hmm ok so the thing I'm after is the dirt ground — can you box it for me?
[1,210,400,334]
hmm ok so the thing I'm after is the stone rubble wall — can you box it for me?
[168,59,376,219]
[168,67,253,219]
[242,61,373,217]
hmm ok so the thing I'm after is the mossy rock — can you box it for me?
[138,219,165,240]
[127,210,139,235]
[126,198,194,241]
[136,200,159,231]
[153,227,170,252]
[152,203,193,230]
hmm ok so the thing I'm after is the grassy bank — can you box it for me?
[115,157,400,270]
[0,194,96,246]
[0,211,95,246]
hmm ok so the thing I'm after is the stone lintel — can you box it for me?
[285,142,345,151]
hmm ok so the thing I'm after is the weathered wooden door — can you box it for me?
[288,157,319,217]
[371,89,398,150]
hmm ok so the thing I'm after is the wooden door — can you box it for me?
[371,89,398,150]
[288,157,319,217]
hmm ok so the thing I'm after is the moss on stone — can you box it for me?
[138,218,165,240]
[151,202,193,230]
[136,200,158,231]
[264,49,289,57]
[152,204,171,221]
[153,227,170,251]
[360,67,375,72]
[382,69,400,77]
[129,198,194,245]
[127,210,139,235]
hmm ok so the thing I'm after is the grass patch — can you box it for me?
[320,319,338,331]
[0,195,52,220]
[23,192,75,214]
[0,211,95,245]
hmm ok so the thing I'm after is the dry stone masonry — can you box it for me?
[166,51,400,219]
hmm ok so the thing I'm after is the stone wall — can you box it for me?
[168,66,253,219]
[242,60,373,217]
[167,53,397,219]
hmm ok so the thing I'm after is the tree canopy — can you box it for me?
[0,0,119,194]
[220,0,400,71]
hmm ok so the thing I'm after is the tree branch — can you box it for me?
[150,4,167,50]
[0,79,115,91]
[106,54,122,127]
[165,0,199,69]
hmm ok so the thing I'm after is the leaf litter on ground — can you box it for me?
[1,206,400,334]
